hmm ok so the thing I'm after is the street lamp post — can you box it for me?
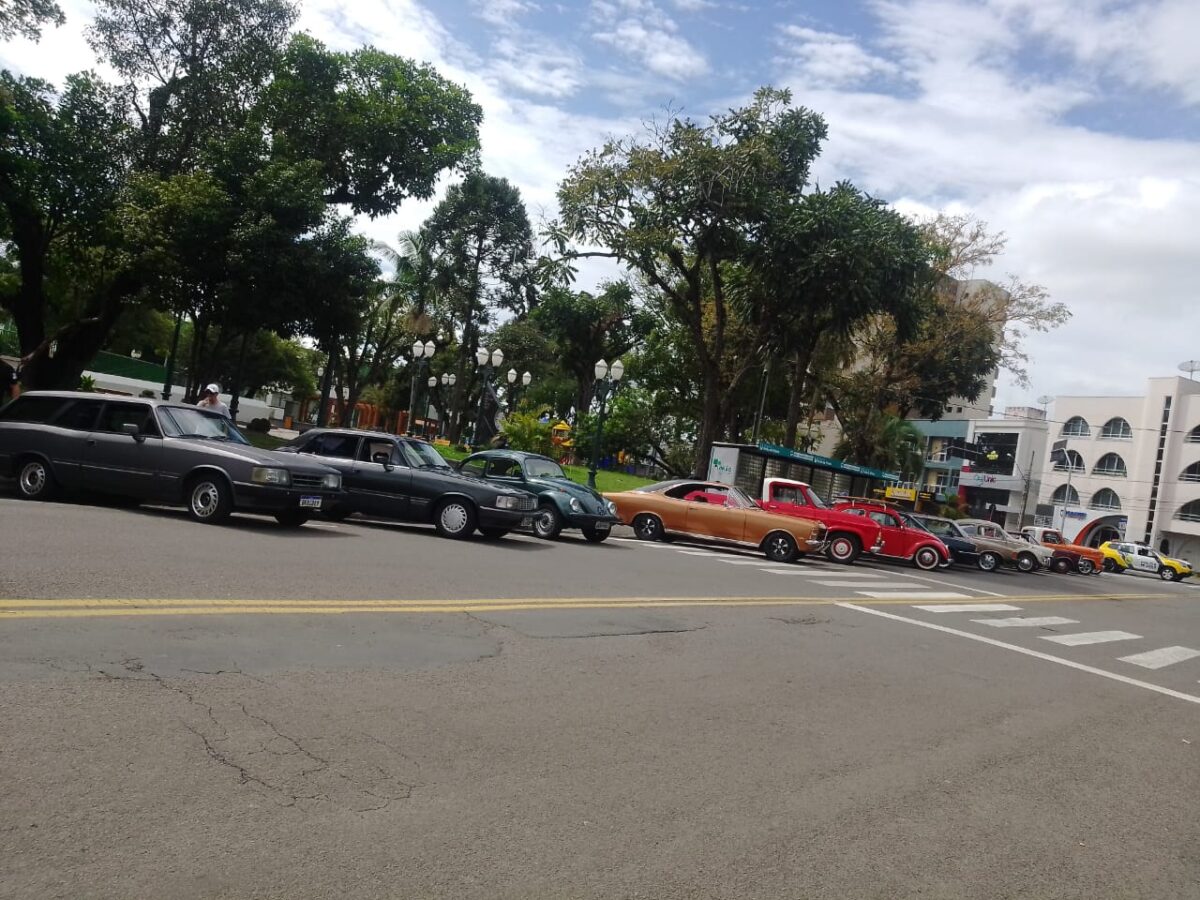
[587,358,624,489]
[407,339,435,436]
[473,347,503,448]
[438,372,457,437]
[505,369,532,413]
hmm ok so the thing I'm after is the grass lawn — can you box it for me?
[246,431,286,451]
[431,443,654,494]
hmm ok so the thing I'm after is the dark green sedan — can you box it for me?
[459,450,621,542]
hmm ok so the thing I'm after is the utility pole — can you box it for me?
[1019,449,1035,528]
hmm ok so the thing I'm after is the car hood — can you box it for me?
[526,477,611,510]
[819,508,884,532]
[178,440,338,475]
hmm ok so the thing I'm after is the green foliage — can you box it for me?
[77,374,95,391]
[502,408,554,457]
[0,0,65,41]
[833,414,924,477]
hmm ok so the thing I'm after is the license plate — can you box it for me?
[299,496,323,509]
[594,522,611,532]
[520,516,533,528]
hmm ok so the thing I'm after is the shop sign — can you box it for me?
[886,486,917,502]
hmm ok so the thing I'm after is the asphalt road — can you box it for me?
[2,494,1199,899]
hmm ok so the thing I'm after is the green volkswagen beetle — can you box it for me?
[459,450,621,542]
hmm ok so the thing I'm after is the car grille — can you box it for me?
[516,494,537,511]
[291,473,327,490]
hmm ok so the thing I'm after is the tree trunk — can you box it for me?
[783,332,822,449]
[691,367,723,478]
[227,332,251,420]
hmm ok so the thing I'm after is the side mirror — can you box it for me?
[121,422,144,443]
[372,451,393,471]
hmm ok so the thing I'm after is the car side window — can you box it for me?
[842,507,866,516]
[359,439,397,464]
[774,485,798,504]
[460,458,487,478]
[55,399,104,431]
[310,433,360,459]
[486,458,523,478]
[869,511,898,528]
[0,395,67,423]
[97,402,159,437]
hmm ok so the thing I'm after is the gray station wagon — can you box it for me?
[0,391,342,526]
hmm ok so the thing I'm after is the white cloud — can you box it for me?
[776,24,896,88]
[471,0,539,27]
[590,0,709,81]
[671,0,716,10]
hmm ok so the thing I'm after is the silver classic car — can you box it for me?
[0,391,342,526]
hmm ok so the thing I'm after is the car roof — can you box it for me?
[957,518,999,526]
[19,390,197,414]
[302,427,416,443]
[468,449,553,462]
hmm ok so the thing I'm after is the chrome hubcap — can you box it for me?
[637,518,656,537]
[191,482,219,518]
[19,462,46,496]
[981,555,996,570]
[770,537,790,557]
[536,511,556,534]
[440,504,469,534]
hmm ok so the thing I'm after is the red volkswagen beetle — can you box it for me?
[831,499,951,571]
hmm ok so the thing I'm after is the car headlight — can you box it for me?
[495,495,520,510]
[251,466,290,486]
[322,473,341,490]
[606,500,617,516]
[569,497,583,513]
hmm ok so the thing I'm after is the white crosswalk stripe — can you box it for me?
[973,616,1079,628]
[803,571,884,579]
[857,591,971,600]
[1041,631,1142,646]
[1118,646,1200,669]
[717,559,774,565]
[813,580,895,587]
[913,603,1022,613]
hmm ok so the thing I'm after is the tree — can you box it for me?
[920,213,1069,387]
[554,87,828,475]
[532,281,652,415]
[0,0,64,40]
[334,281,411,426]
[834,414,925,477]
[260,34,482,217]
[734,181,934,448]
[0,71,134,389]
[424,172,536,440]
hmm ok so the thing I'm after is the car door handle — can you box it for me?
[86,438,96,446]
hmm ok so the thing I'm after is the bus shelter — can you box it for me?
[708,442,900,504]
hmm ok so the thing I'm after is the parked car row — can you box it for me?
[3,392,1195,580]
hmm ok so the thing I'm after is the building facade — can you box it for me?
[1038,376,1200,560]
[961,408,1048,530]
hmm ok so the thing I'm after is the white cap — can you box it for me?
[205,383,220,394]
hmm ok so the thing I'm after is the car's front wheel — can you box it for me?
[275,511,310,528]
[825,533,861,564]
[581,525,610,544]
[977,551,1001,572]
[1159,565,1178,582]
[764,531,798,564]
[186,474,233,524]
[16,457,56,501]
[434,499,477,539]
[533,504,563,540]
[912,546,940,571]
[632,514,664,542]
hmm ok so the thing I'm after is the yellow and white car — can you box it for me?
[1100,541,1193,582]
[1096,542,1132,574]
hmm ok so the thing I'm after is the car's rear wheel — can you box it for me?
[581,525,610,544]
[1102,557,1117,573]
[977,551,1001,573]
[1077,558,1096,575]
[825,533,861,564]
[632,514,664,542]
[434,499,477,539]
[186,474,233,524]
[479,527,509,540]
[912,546,940,571]
[533,504,563,540]
[16,457,56,501]
[1052,557,1072,574]
[1016,552,1038,573]
[1159,565,1177,582]
[764,531,798,564]
[275,511,310,528]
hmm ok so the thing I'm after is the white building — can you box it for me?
[1038,376,1200,560]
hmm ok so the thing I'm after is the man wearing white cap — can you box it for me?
[197,383,231,419]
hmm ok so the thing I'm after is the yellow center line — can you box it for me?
[0,593,1174,619]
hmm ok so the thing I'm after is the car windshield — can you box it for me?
[903,514,931,533]
[401,441,451,469]
[160,407,249,444]
[805,488,828,509]
[724,487,757,509]
[916,517,955,538]
[524,458,567,479]
[957,523,978,536]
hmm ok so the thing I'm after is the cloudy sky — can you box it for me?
[4,0,1198,411]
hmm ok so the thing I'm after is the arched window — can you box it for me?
[1099,417,1132,440]
[1180,462,1200,483]
[1176,500,1200,523]
[1093,453,1127,477]
[1051,484,1080,505]
[1089,488,1121,511]
[1053,449,1085,472]
[1061,416,1090,437]
[1186,425,1200,444]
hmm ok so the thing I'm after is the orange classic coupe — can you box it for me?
[605,479,827,563]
